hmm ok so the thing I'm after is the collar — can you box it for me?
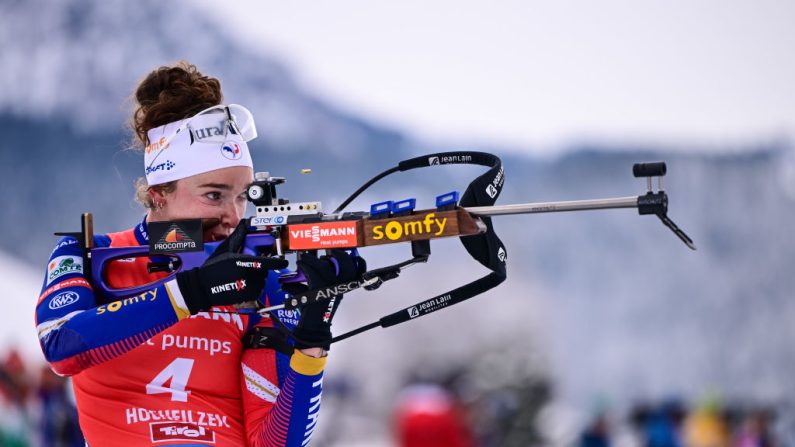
[136,217,149,245]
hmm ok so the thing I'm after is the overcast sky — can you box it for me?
[195,0,795,152]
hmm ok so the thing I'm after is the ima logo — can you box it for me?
[49,291,79,310]
[221,143,242,160]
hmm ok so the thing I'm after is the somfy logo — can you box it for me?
[371,213,447,241]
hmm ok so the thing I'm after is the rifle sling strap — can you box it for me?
[331,151,507,344]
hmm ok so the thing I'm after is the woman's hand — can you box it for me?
[175,221,287,314]
[290,249,366,351]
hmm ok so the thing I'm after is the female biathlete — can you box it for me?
[34,62,360,446]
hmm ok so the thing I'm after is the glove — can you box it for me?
[176,221,288,314]
[291,249,366,350]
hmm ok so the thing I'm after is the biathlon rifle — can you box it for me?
[58,151,695,343]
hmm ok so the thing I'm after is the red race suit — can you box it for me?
[35,219,325,446]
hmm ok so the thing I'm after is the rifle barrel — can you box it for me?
[464,196,638,217]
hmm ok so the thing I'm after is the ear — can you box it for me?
[148,185,172,209]
[149,188,165,203]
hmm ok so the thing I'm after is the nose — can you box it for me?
[220,198,245,232]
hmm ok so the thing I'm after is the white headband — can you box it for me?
[144,110,253,185]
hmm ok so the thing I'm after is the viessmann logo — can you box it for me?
[288,221,358,249]
[372,213,448,241]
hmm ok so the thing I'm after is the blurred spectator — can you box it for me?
[0,349,84,447]
[733,409,777,447]
[36,365,83,447]
[683,399,730,447]
[0,349,32,446]
[578,412,612,447]
[645,401,685,447]
[394,383,476,447]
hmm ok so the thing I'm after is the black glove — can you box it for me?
[176,221,288,314]
[291,249,366,350]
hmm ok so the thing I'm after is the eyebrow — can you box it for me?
[197,183,233,190]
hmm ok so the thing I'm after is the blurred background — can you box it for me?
[1,0,794,445]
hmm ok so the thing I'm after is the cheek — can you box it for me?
[236,200,248,216]
[166,193,212,220]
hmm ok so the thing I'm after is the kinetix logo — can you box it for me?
[211,279,246,294]
[235,261,262,269]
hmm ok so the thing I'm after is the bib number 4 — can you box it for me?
[146,358,195,402]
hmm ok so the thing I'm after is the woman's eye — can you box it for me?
[205,192,222,201]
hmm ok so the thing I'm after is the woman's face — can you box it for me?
[154,166,253,241]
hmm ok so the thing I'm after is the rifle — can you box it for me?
[57,151,694,343]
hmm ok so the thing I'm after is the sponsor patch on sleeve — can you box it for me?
[38,278,92,305]
[46,256,84,286]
